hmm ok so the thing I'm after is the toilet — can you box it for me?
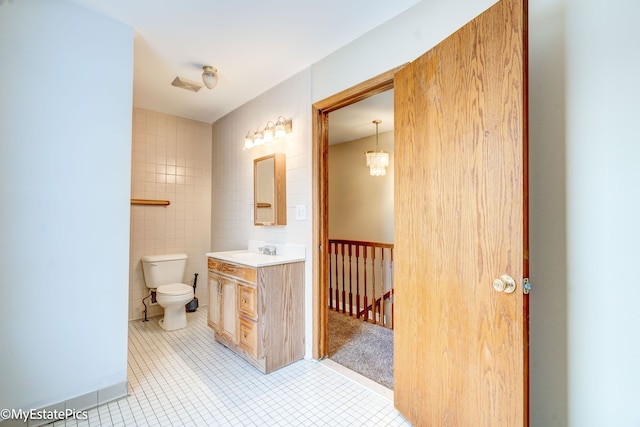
[141,253,193,331]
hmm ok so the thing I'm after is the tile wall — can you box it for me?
[129,108,212,320]
[210,70,312,252]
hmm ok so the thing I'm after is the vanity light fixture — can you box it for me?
[201,65,218,89]
[243,116,293,150]
[365,119,390,176]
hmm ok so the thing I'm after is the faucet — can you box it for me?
[258,245,277,255]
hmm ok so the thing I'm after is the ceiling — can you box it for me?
[67,0,415,139]
[328,90,394,145]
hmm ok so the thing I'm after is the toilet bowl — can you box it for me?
[141,253,193,331]
[155,283,193,331]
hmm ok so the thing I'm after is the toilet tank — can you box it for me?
[141,253,188,288]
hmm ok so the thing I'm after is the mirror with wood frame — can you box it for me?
[254,153,286,225]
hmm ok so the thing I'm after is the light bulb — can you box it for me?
[263,122,275,143]
[244,132,254,150]
[253,130,264,146]
[274,116,288,139]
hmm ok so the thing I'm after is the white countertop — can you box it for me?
[206,249,305,267]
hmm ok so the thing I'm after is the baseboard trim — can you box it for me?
[319,358,394,402]
[0,381,128,427]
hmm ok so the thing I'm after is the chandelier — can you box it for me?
[365,119,389,176]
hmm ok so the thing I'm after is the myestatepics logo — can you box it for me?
[1,408,88,423]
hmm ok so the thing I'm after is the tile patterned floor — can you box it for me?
[53,309,411,426]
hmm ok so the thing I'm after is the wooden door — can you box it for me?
[393,0,528,425]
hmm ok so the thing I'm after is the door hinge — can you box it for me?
[523,278,531,294]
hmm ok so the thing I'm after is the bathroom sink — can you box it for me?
[228,252,277,263]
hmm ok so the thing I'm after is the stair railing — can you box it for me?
[328,239,394,329]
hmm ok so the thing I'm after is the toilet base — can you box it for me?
[155,285,193,331]
[158,307,188,331]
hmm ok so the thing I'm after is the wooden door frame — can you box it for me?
[311,66,404,358]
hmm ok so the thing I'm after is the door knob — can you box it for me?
[493,274,516,293]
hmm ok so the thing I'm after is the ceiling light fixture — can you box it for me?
[202,65,218,89]
[243,116,293,150]
[365,119,389,176]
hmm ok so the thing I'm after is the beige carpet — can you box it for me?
[327,309,394,389]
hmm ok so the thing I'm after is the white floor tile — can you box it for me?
[73,309,411,426]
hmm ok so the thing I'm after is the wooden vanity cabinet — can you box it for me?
[207,257,304,374]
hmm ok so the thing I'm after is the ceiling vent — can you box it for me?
[171,76,202,92]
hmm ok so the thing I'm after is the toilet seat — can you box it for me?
[157,283,192,296]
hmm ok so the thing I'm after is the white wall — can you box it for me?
[530,0,640,424]
[211,69,313,355]
[328,132,394,243]
[528,0,568,424]
[564,0,640,425]
[0,0,132,412]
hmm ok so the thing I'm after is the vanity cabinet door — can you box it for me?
[220,279,237,343]
[207,272,221,331]
[208,271,237,344]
